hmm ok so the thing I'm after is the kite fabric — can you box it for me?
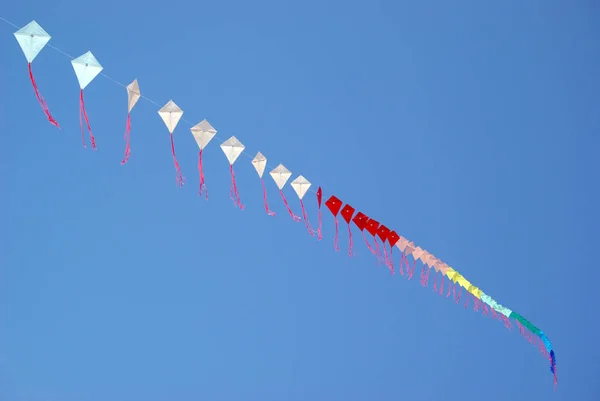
[14,20,60,128]
[10,18,557,389]
[252,152,275,216]
[191,119,217,199]
[71,51,103,149]
[121,79,140,164]
[158,100,185,187]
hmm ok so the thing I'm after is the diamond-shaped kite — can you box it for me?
[251,152,275,216]
[14,20,59,128]
[325,195,343,252]
[191,120,217,199]
[270,164,300,222]
[121,79,140,164]
[291,175,315,235]
[220,136,245,209]
[71,51,103,149]
[158,100,185,187]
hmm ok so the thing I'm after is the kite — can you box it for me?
[251,152,275,216]
[220,136,245,209]
[71,51,103,149]
[158,100,185,187]
[7,17,558,389]
[121,79,140,164]
[290,175,315,236]
[270,164,300,223]
[191,120,217,199]
[14,20,60,128]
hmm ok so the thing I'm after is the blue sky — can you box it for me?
[1,1,599,400]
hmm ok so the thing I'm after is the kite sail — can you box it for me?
[251,152,275,216]
[14,20,59,128]
[220,136,245,209]
[7,18,558,389]
[158,100,185,187]
[121,79,140,164]
[191,120,217,199]
[71,51,103,149]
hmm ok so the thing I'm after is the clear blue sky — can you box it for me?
[1,1,599,400]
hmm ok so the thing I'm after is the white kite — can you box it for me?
[220,136,245,209]
[14,20,60,128]
[291,175,315,235]
[121,79,140,164]
[251,152,275,216]
[71,51,103,149]
[270,164,300,222]
[191,120,217,199]
[158,100,185,187]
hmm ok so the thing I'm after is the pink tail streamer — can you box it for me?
[260,179,275,216]
[362,231,377,257]
[399,252,405,276]
[79,90,96,149]
[317,209,323,240]
[229,165,244,209]
[300,200,315,236]
[121,113,131,164]
[333,217,340,252]
[169,133,185,187]
[280,190,301,222]
[28,63,60,128]
[198,149,207,199]
[383,245,394,274]
[346,223,354,256]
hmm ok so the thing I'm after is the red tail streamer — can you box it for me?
[28,63,60,128]
[300,200,315,236]
[261,179,275,216]
[121,113,131,164]
[79,90,96,149]
[280,190,301,222]
[229,165,244,209]
[169,132,184,187]
[198,149,207,199]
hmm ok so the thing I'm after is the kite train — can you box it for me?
[10,19,557,388]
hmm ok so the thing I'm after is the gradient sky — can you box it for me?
[1,1,599,400]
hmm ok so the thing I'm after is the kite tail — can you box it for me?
[280,190,301,222]
[300,200,315,236]
[317,209,323,240]
[229,165,244,210]
[361,231,378,257]
[439,274,445,296]
[260,178,275,216]
[28,63,60,128]
[398,252,405,276]
[382,244,394,274]
[169,132,185,187]
[347,223,354,256]
[332,216,340,252]
[198,149,207,199]
[79,90,96,149]
[388,246,395,275]
[121,113,131,164]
